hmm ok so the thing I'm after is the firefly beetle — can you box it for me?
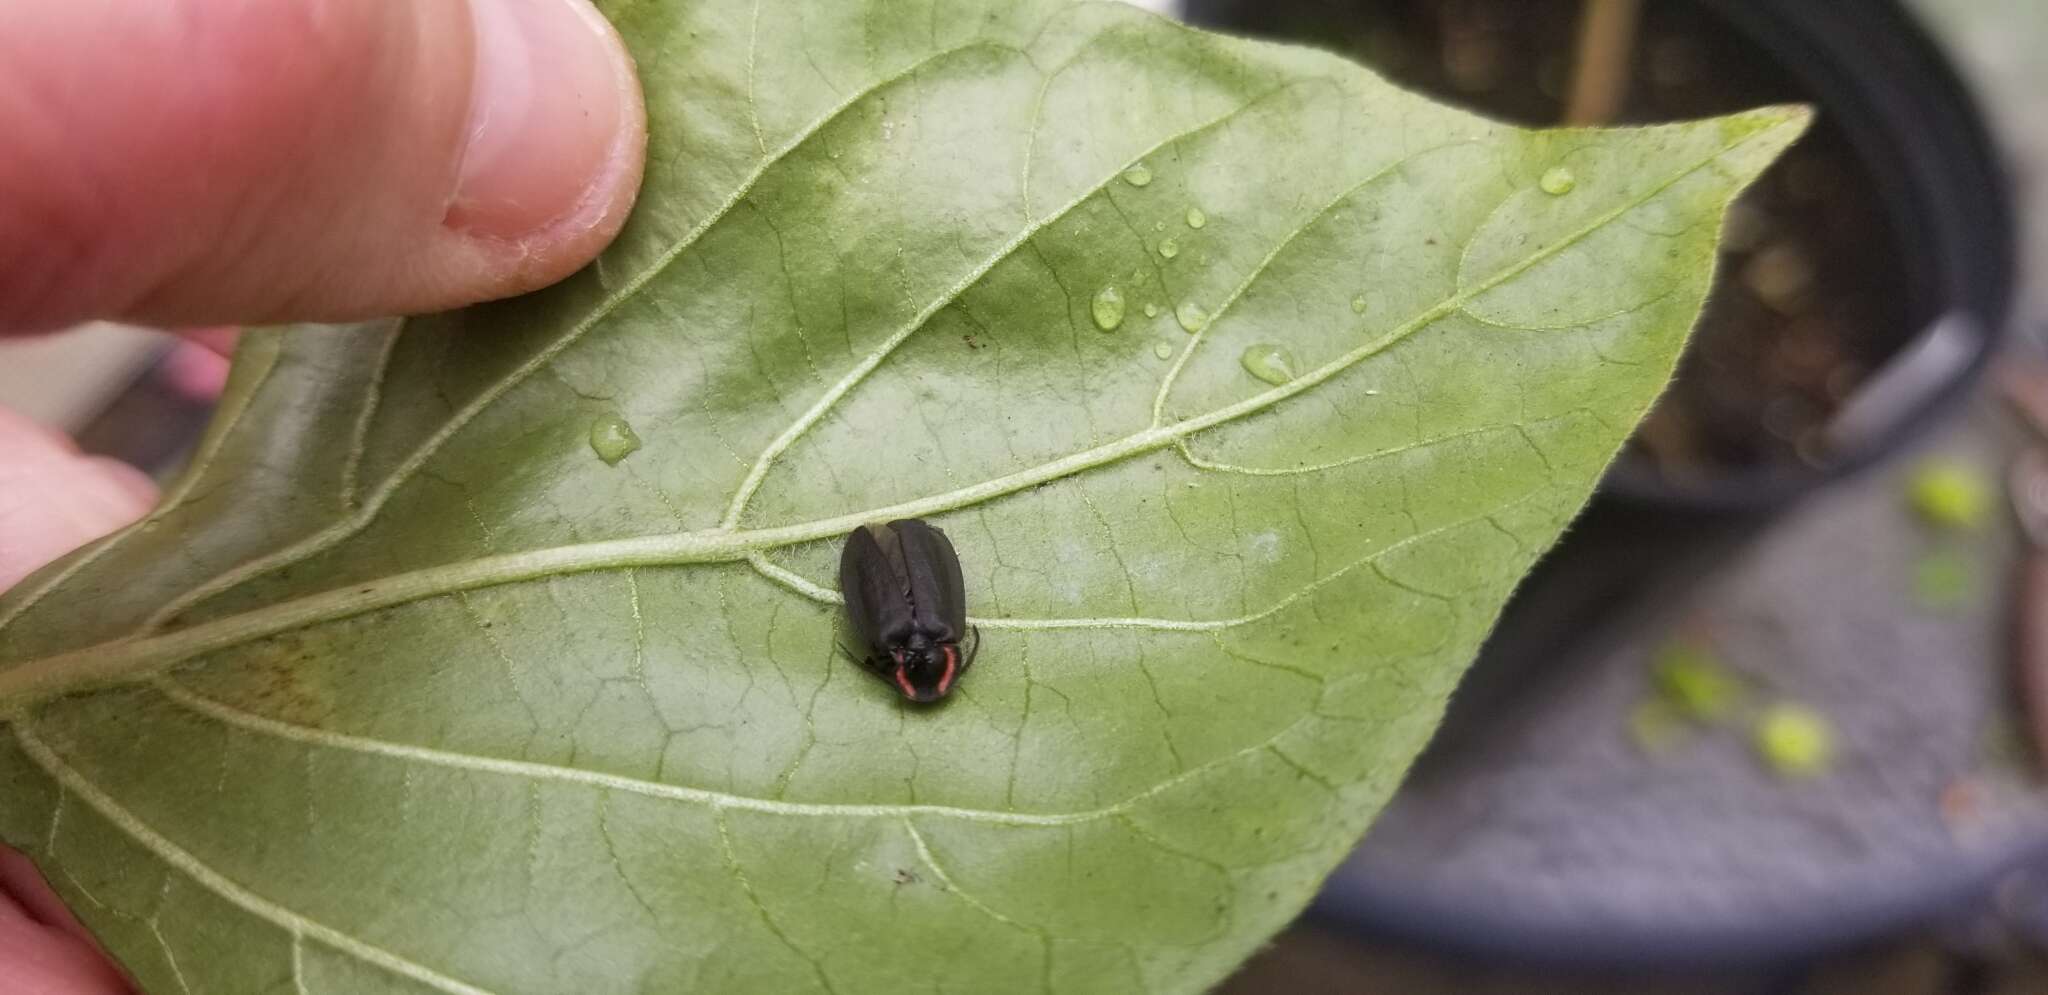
[839,518,977,702]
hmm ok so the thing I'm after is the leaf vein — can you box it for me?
[12,722,499,995]
[135,39,1011,634]
[339,321,405,508]
[715,808,837,994]
[746,489,1545,633]
[1151,139,1475,426]
[0,333,285,636]
[144,675,1317,829]
[717,81,1299,529]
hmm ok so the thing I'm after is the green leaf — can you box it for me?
[0,2,1803,991]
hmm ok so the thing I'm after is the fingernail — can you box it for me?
[446,0,634,239]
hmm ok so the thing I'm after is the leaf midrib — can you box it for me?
[137,673,1300,824]
[14,722,496,995]
[712,83,1298,529]
[2,492,1529,995]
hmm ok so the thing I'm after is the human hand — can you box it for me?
[0,1,647,989]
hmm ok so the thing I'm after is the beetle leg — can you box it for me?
[959,625,981,673]
[835,639,889,679]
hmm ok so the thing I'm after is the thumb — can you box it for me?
[0,408,156,593]
[0,0,645,332]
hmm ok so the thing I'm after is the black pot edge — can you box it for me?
[1305,832,2048,972]
[1598,0,2017,512]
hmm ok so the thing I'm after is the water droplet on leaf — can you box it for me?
[1350,295,1367,314]
[1540,165,1577,195]
[589,415,642,465]
[1174,302,1209,333]
[1153,342,1174,360]
[1122,162,1153,187]
[1143,302,1160,318]
[1158,238,1180,259]
[1185,207,1207,229]
[1091,285,1125,331]
[1239,343,1297,384]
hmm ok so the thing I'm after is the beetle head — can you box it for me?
[888,640,959,703]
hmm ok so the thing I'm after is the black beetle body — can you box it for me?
[839,518,976,702]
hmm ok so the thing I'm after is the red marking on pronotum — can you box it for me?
[893,667,918,699]
[938,644,959,694]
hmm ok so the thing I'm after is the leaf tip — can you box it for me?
[1708,103,1816,187]
[1733,101,1817,143]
